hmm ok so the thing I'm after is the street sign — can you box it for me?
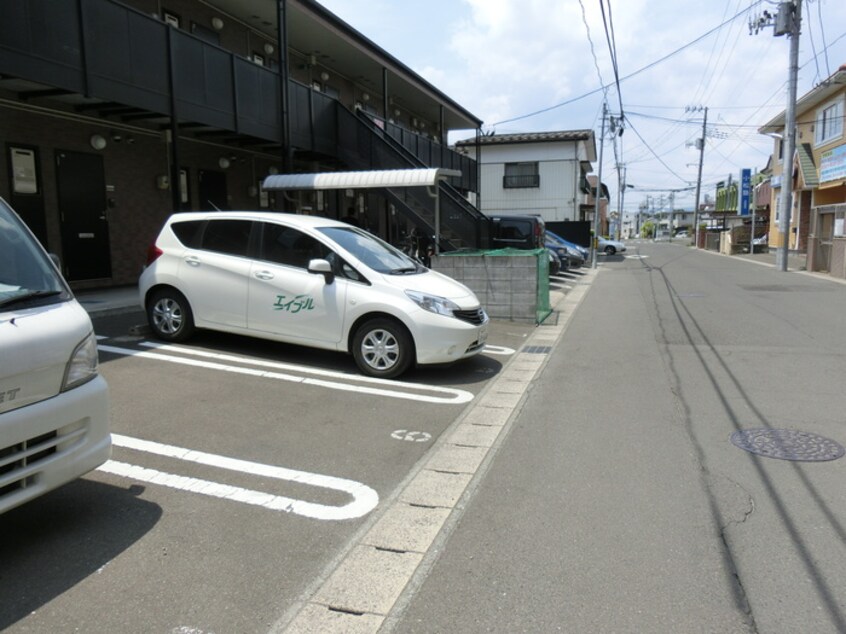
[740,168,751,216]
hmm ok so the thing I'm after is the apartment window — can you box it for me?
[815,97,844,146]
[503,162,540,188]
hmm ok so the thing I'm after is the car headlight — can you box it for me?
[405,290,460,317]
[62,331,99,391]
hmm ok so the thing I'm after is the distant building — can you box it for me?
[455,130,597,225]
[759,63,846,277]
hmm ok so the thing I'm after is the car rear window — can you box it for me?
[170,220,205,248]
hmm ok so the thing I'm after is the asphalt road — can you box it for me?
[386,243,846,633]
[3,249,845,633]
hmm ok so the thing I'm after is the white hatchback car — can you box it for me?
[139,212,489,378]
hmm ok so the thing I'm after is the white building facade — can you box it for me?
[455,131,597,223]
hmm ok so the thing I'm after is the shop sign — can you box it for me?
[820,144,846,183]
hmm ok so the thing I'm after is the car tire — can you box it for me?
[148,288,195,342]
[352,318,414,379]
[604,245,616,255]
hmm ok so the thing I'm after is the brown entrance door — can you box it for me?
[56,150,111,281]
[817,213,834,273]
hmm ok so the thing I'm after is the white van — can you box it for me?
[0,198,111,514]
[139,211,489,378]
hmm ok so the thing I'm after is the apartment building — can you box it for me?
[0,0,486,288]
[454,130,597,225]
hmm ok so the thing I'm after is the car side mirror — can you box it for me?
[307,258,334,285]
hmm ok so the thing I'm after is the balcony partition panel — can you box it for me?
[288,81,313,149]
[313,91,337,155]
[83,0,170,113]
[0,0,84,92]
[171,31,235,129]
[234,59,281,141]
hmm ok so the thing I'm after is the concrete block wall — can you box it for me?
[432,254,541,323]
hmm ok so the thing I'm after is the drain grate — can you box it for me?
[730,429,845,462]
[522,345,552,354]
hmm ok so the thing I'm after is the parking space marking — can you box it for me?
[98,343,473,404]
[100,434,379,521]
[482,344,515,356]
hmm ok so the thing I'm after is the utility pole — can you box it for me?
[776,0,802,271]
[693,107,708,248]
[592,102,607,269]
[619,165,628,240]
[751,1,802,271]
[616,163,623,241]
[669,190,675,241]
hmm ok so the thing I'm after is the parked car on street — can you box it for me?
[547,249,562,276]
[597,236,626,255]
[547,231,587,267]
[0,197,111,515]
[139,211,489,379]
[545,237,572,273]
[488,214,545,250]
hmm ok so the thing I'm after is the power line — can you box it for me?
[577,0,607,97]
[490,1,764,126]
[599,0,624,120]
[626,118,689,184]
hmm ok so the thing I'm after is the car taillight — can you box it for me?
[146,244,163,266]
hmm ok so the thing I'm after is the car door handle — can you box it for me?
[184,257,201,267]
[254,270,274,280]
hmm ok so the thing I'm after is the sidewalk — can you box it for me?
[731,247,807,270]
[74,285,142,317]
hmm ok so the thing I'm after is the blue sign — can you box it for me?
[740,168,751,216]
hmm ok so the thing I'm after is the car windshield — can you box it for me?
[318,226,424,274]
[0,198,69,310]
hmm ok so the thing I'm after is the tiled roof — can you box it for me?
[455,130,594,146]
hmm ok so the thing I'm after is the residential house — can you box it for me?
[454,130,597,228]
[759,63,846,277]
[0,0,486,288]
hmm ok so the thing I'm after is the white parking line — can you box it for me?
[101,434,379,521]
[482,345,516,356]
[98,343,473,404]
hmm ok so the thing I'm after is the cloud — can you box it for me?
[315,0,846,210]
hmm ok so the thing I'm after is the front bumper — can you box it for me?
[411,310,489,366]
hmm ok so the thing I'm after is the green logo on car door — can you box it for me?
[273,294,315,313]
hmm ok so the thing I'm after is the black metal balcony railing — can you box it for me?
[0,0,485,246]
[503,174,540,188]
[336,106,488,250]
[0,0,476,184]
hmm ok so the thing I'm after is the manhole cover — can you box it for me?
[730,429,845,462]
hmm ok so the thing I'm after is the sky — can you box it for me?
[314,0,846,217]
